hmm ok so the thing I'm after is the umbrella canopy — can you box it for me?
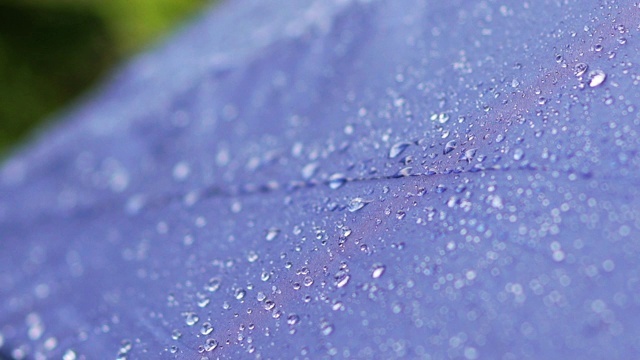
[1,0,639,358]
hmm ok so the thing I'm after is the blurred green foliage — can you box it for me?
[0,0,210,157]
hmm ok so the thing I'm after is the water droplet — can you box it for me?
[348,198,370,212]
[234,288,246,300]
[204,339,218,352]
[320,322,334,336]
[118,340,132,356]
[574,62,588,77]
[303,276,314,287]
[171,329,182,340]
[172,161,191,181]
[205,277,221,292]
[513,148,524,161]
[328,173,347,189]
[371,264,386,279]
[588,70,606,87]
[287,314,300,325]
[265,228,280,241]
[431,112,450,124]
[201,322,214,335]
[459,148,477,162]
[388,142,411,159]
[170,346,178,354]
[334,272,351,288]
[260,271,270,281]
[263,300,276,311]
[184,312,200,326]
[443,140,457,155]
[63,349,77,360]
[301,162,319,180]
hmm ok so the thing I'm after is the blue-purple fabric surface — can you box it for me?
[1,0,639,358]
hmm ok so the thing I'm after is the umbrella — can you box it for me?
[1,0,639,358]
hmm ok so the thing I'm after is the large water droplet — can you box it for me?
[348,198,370,212]
[328,173,347,189]
[588,70,606,87]
[334,272,351,288]
[388,142,411,159]
[443,140,457,155]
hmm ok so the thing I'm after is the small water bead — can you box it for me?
[260,271,270,281]
[513,148,524,161]
[287,314,300,325]
[371,264,386,279]
[574,62,588,77]
[172,161,191,181]
[247,251,259,262]
[303,276,314,287]
[593,44,603,52]
[184,312,200,326]
[388,142,411,159]
[320,322,334,336]
[43,337,57,351]
[235,288,246,300]
[170,346,178,354]
[301,162,320,180]
[118,340,133,356]
[328,173,347,189]
[197,295,211,308]
[265,228,280,241]
[63,350,77,360]
[171,329,182,340]
[588,70,606,88]
[430,112,450,124]
[205,277,221,292]
[201,322,214,335]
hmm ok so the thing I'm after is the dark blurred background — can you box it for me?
[0,0,212,158]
